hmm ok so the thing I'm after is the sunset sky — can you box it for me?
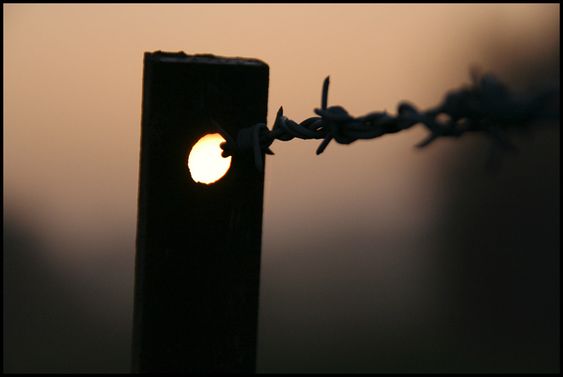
[4,4,559,373]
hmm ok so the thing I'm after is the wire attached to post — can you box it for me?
[221,72,559,172]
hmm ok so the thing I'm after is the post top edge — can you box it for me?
[144,51,268,67]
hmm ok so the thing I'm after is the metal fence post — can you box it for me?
[132,51,269,373]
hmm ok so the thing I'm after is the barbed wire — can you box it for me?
[220,70,559,172]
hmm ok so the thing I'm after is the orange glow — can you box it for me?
[187,133,232,184]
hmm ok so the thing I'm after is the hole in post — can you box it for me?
[187,133,232,185]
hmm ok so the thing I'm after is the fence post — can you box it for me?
[132,51,269,373]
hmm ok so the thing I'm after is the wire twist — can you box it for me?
[221,71,558,171]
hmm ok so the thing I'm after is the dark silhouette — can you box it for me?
[132,52,269,373]
[222,71,558,172]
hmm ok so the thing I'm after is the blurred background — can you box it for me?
[3,4,559,373]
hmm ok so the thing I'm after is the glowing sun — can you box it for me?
[187,133,232,185]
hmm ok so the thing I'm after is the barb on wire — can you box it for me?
[221,71,558,172]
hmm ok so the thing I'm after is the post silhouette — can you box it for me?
[132,51,269,373]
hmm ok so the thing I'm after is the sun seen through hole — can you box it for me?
[187,133,232,185]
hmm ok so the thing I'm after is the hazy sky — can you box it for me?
[3,4,559,373]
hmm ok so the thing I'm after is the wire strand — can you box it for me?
[221,71,559,172]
